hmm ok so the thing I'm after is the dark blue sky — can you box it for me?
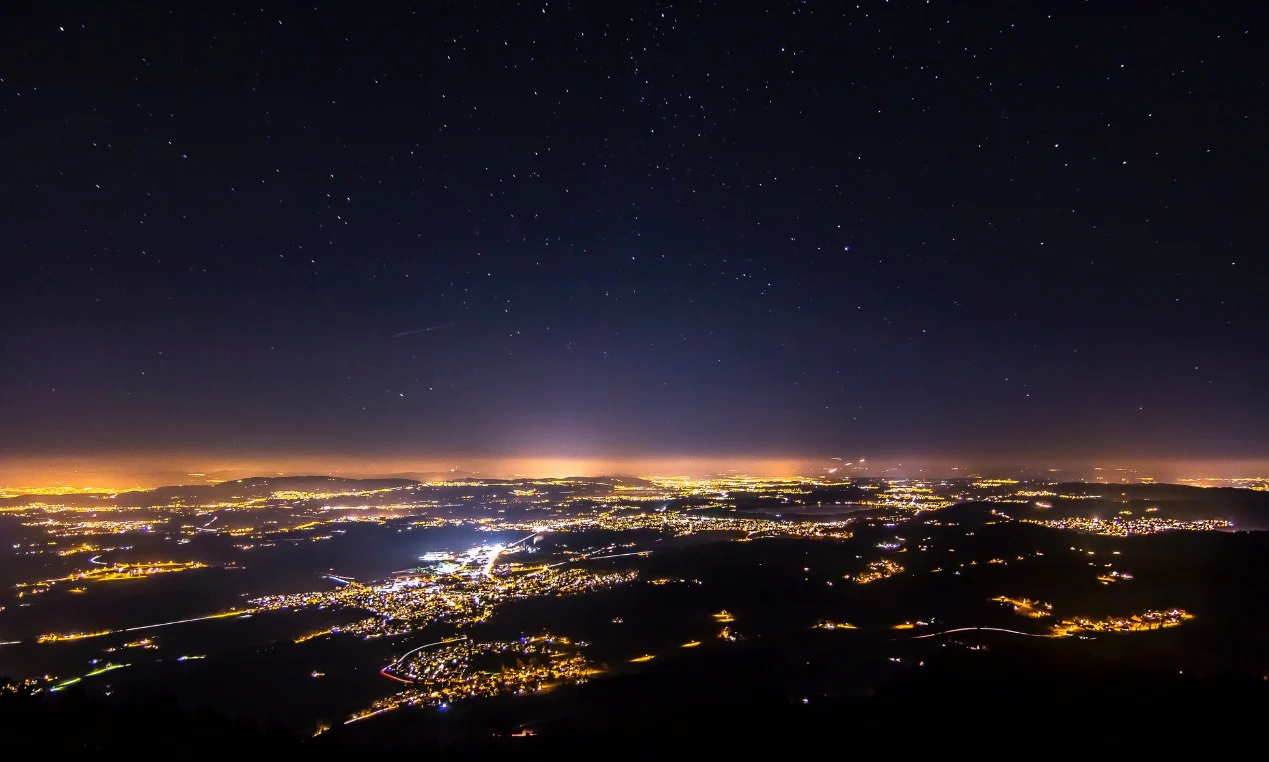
[2,1,1266,464]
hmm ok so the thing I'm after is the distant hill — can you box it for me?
[4,475,1264,525]
[217,475,420,492]
[0,474,657,508]
[0,475,421,508]
[1013,482,1269,528]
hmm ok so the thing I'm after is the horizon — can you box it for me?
[4,452,1269,491]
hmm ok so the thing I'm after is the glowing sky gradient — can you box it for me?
[2,4,1265,475]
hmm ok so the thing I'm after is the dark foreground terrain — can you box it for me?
[6,656,1266,757]
[4,478,1267,755]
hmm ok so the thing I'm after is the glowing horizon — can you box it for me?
[2,450,1268,491]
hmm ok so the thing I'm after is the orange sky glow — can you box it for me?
[2,450,1267,491]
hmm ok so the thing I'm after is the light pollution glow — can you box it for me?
[2,452,1268,492]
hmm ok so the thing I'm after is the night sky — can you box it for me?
[3,2,1266,474]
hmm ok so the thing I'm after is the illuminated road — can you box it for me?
[122,609,256,633]
[477,531,540,577]
[49,662,129,692]
[481,545,504,577]
[521,542,655,579]
[22,609,254,646]
[908,626,1055,640]
[504,531,542,549]
[382,636,469,682]
[345,705,396,724]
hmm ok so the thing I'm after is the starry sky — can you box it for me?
[2,1,1266,475]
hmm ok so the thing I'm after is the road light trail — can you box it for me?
[481,545,504,577]
[503,531,541,549]
[909,626,1055,640]
[382,636,469,682]
[50,662,129,692]
[122,609,255,632]
[344,706,394,724]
